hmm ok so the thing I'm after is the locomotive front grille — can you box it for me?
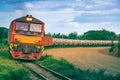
[20,45,34,54]
[12,44,41,54]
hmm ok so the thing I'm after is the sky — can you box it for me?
[0,0,120,35]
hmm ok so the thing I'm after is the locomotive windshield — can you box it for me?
[16,22,28,31]
[16,22,42,35]
[30,23,42,32]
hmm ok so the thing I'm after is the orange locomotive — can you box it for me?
[8,15,53,60]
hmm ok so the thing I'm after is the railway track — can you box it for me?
[22,62,71,80]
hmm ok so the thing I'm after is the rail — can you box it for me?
[22,62,71,80]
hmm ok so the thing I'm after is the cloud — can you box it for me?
[85,5,93,10]
[64,21,120,34]
[24,3,34,9]
[0,0,120,35]
[95,0,115,6]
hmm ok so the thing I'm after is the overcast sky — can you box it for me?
[0,0,120,35]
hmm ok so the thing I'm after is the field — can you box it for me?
[44,47,120,75]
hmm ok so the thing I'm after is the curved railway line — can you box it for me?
[22,62,71,80]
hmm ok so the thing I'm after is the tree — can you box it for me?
[45,32,52,36]
[82,29,117,40]
[68,32,78,39]
[0,27,8,39]
[56,33,61,38]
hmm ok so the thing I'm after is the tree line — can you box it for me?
[0,27,119,41]
[45,29,118,40]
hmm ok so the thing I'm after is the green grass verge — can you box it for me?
[0,43,8,49]
[36,54,120,80]
[45,44,111,50]
[0,50,31,80]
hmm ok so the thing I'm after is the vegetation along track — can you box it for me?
[22,62,71,80]
[0,47,8,51]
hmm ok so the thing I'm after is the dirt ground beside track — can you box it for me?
[44,47,120,74]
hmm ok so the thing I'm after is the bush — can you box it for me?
[109,44,120,57]
[109,46,114,52]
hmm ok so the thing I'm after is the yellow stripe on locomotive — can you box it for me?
[14,34,42,45]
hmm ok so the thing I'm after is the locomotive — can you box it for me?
[8,15,52,60]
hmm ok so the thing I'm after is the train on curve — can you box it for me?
[8,15,118,60]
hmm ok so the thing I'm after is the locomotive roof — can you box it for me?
[14,15,44,24]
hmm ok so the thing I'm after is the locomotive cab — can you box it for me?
[8,15,45,60]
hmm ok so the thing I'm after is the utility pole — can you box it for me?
[111,36,114,47]
[118,34,120,56]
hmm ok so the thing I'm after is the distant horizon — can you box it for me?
[0,0,120,34]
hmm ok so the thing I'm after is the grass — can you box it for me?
[0,58,31,80]
[0,43,8,49]
[37,54,120,80]
[0,50,31,80]
[45,44,111,50]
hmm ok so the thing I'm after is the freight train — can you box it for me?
[8,15,118,60]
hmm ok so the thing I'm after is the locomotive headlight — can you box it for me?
[26,15,33,22]
[26,17,30,21]
[26,17,32,22]
[29,18,32,21]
